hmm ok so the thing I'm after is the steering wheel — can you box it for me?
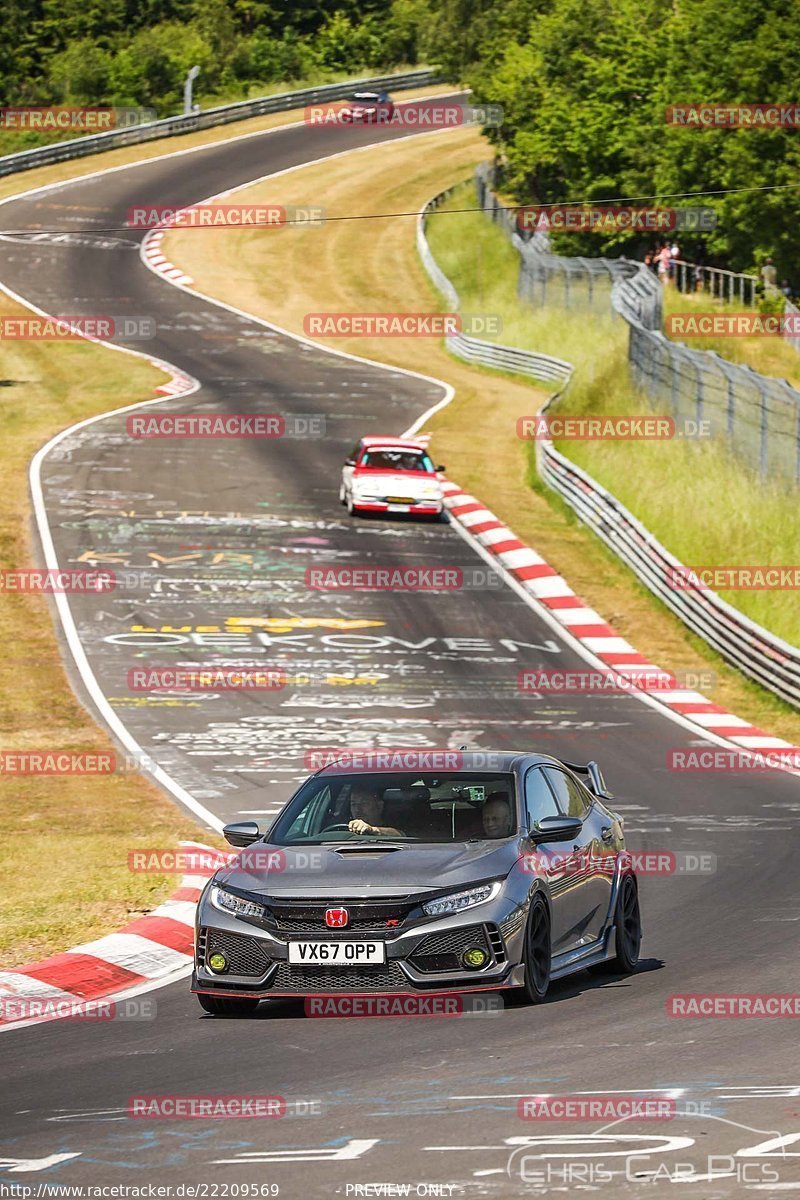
[323,822,355,832]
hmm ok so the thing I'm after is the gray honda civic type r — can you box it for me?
[192,752,642,1014]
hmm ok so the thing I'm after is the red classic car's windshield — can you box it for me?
[360,450,434,472]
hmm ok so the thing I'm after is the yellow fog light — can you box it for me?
[208,952,228,974]
[462,947,488,970]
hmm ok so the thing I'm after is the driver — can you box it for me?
[348,785,404,837]
[482,792,513,838]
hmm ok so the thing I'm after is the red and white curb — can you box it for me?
[0,842,215,1031]
[142,229,194,288]
[442,480,800,764]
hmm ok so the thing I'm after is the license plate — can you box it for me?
[387,497,413,504]
[288,940,385,965]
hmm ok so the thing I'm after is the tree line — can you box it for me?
[1,0,794,277]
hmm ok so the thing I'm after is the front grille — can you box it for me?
[270,961,410,993]
[201,927,271,978]
[409,925,490,974]
[268,901,416,933]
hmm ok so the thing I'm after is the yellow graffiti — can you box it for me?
[225,616,385,633]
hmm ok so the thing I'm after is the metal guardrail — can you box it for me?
[476,164,800,484]
[0,69,442,179]
[418,188,572,385]
[536,419,800,707]
[671,258,759,306]
[418,177,800,707]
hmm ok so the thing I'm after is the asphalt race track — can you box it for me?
[1,105,799,1195]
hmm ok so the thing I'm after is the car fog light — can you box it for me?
[462,947,488,969]
[208,952,228,973]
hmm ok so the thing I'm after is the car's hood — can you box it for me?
[215,839,520,897]
[352,471,441,496]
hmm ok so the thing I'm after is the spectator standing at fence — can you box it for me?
[656,243,671,283]
[761,257,778,294]
[669,240,681,285]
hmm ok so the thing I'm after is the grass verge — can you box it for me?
[427,183,800,648]
[163,133,800,744]
[0,294,210,964]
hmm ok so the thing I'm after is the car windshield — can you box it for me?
[361,450,433,472]
[270,772,518,844]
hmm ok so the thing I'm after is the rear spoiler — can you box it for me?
[561,760,613,800]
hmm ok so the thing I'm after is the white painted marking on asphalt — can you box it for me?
[0,1154,82,1172]
[212,1139,379,1163]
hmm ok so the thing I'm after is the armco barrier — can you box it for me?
[417,188,572,385]
[418,183,800,707]
[0,70,441,179]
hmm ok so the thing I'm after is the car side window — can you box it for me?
[524,767,561,829]
[541,767,592,820]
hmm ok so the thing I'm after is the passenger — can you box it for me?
[481,792,513,838]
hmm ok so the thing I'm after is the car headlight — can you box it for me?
[422,881,502,917]
[210,885,267,921]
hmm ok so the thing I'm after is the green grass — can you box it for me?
[426,183,800,648]
[662,286,800,389]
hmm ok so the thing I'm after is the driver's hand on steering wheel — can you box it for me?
[348,818,376,835]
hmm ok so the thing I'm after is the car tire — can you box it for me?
[346,492,355,515]
[520,893,551,1004]
[196,993,260,1017]
[590,874,641,975]
[339,482,346,505]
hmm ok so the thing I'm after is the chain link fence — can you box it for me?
[475,164,800,484]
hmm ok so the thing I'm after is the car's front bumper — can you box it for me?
[351,499,443,516]
[192,904,526,998]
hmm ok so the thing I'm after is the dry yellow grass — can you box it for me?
[0,292,211,964]
[164,128,800,745]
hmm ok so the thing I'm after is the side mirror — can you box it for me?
[530,814,583,844]
[223,821,261,848]
[436,463,446,472]
[344,458,356,467]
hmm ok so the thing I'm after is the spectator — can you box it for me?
[761,257,778,293]
[656,243,671,283]
[781,279,793,300]
[669,239,681,285]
